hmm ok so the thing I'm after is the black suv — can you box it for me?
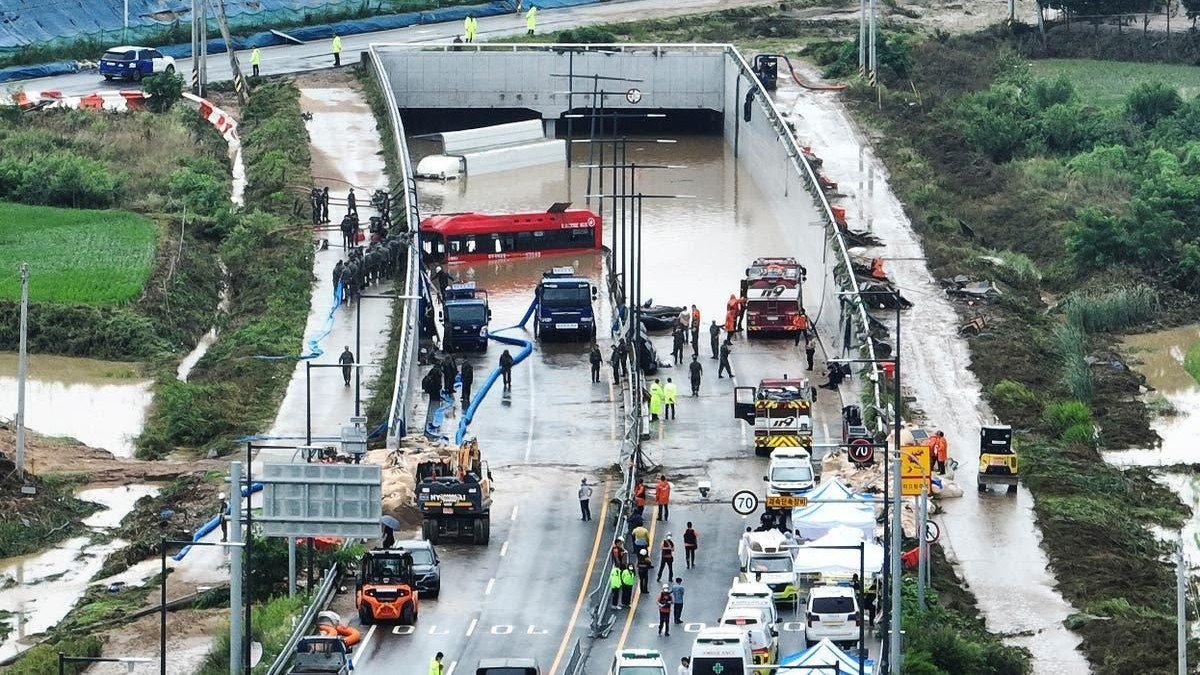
[395,539,441,599]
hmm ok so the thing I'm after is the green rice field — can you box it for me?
[1030,58,1200,108]
[0,201,157,305]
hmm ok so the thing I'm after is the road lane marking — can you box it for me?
[500,540,509,557]
[447,660,458,675]
[511,505,520,521]
[350,624,377,668]
[548,486,612,674]
[524,358,536,462]
[465,618,478,636]
[485,577,496,595]
[616,504,661,650]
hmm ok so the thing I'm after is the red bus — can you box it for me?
[419,202,602,264]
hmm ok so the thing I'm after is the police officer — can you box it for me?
[346,187,358,217]
[663,378,678,420]
[718,339,734,378]
[442,357,458,398]
[589,343,603,383]
[321,187,331,223]
[310,187,321,225]
[332,260,344,294]
[709,320,721,359]
[610,563,624,608]
[344,258,360,300]
[422,365,443,406]
[620,562,636,607]
[340,215,355,251]
[460,360,474,408]
[671,325,684,365]
[339,346,355,386]
[499,350,514,390]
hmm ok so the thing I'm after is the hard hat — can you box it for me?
[640,549,648,555]
[219,492,227,500]
[616,536,624,542]
[663,584,670,591]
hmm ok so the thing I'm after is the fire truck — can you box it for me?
[733,377,814,457]
[740,257,806,337]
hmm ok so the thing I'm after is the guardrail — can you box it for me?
[725,45,885,420]
[367,47,424,445]
[264,565,340,675]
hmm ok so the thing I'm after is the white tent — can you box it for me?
[793,526,885,576]
[792,479,876,541]
[780,638,875,675]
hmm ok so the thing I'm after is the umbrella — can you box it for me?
[379,515,401,530]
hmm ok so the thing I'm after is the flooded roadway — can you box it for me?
[0,353,152,458]
[350,134,880,674]
[775,77,1090,672]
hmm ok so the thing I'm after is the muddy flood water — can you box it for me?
[0,484,158,661]
[0,353,152,458]
[1109,324,1200,467]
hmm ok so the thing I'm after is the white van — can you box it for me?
[690,627,752,675]
[726,579,779,625]
[737,530,798,603]
[719,607,780,666]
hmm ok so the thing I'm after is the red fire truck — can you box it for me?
[740,257,806,336]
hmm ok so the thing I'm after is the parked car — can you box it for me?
[608,648,668,675]
[395,538,441,599]
[475,658,539,675]
[99,45,175,81]
[805,584,861,648]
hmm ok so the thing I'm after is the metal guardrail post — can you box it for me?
[264,566,342,675]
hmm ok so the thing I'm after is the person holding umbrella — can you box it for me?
[380,515,400,548]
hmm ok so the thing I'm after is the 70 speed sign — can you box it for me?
[731,490,760,516]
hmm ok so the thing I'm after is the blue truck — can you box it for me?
[441,282,491,352]
[534,267,597,341]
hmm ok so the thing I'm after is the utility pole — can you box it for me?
[888,291,903,672]
[207,0,247,104]
[917,484,928,610]
[229,461,244,675]
[1178,539,1187,675]
[1009,0,1015,23]
[858,0,867,77]
[123,0,129,42]
[15,263,29,481]
[868,0,878,87]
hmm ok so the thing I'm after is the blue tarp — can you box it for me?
[0,60,79,85]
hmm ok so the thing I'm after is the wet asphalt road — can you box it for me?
[348,138,879,673]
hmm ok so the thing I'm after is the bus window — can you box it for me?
[532,230,546,250]
[516,231,533,251]
[570,227,592,244]
[448,237,464,254]
[493,235,503,254]
[466,236,477,253]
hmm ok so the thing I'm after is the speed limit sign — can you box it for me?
[848,438,874,464]
[731,490,760,516]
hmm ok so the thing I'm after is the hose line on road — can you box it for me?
[453,296,539,444]
[172,482,263,561]
[253,280,345,361]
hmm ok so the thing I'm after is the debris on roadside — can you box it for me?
[942,274,1001,299]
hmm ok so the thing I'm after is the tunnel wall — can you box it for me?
[720,47,883,424]
[374,44,725,119]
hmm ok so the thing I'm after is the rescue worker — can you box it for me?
[736,295,747,331]
[381,523,395,549]
[689,355,703,396]
[429,652,444,675]
[819,363,846,390]
[634,479,647,517]
[442,358,458,397]
[610,563,624,608]
[724,306,736,337]
[792,310,809,345]
[671,326,684,366]
[218,492,229,542]
[683,521,698,568]
[310,187,321,224]
[649,379,664,421]
[464,15,474,42]
[805,336,816,371]
[332,260,345,294]
[656,584,673,635]
[709,320,721,359]
[655,475,671,521]
[499,349,514,390]
[611,536,627,566]
[331,34,343,67]
[670,577,685,624]
[690,305,701,347]
[678,657,692,675]
[677,308,691,343]
[928,430,949,474]
[636,548,652,593]
[657,532,675,582]
[347,187,358,217]
[422,365,443,406]
[321,187,331,223]
[590,343,603,383]
[339,346,355,386]
[718,339,734,379]
[250,47,261,77]
[525,4,537,35]
[615,338,628,377]
[578,478,593,521]
[460,360,474,408]
[620,562,636,607]
[663,378,678,420]
[631,523,650,553]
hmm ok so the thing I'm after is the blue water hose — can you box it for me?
[454,297,538,445]
[255,281,344,362]
[172,482,264,561]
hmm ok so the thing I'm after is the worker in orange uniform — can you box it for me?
[927,430,948,474]
[690,305,701,354]
[791,310,809,346]
[655,475,671,521]
[634,479,647,517]
[726,294,739,332]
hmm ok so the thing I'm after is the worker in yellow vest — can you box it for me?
[250,47,261,77]
[331,34,342,67]
[525,5,537,36]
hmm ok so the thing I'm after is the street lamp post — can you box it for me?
[160,538,244,675]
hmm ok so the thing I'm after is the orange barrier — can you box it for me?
[317,623,362,646]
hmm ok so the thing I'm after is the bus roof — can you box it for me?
[420,208,599,236]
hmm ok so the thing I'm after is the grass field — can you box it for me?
[1031,58,1200,108]
[0,202,157,305]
